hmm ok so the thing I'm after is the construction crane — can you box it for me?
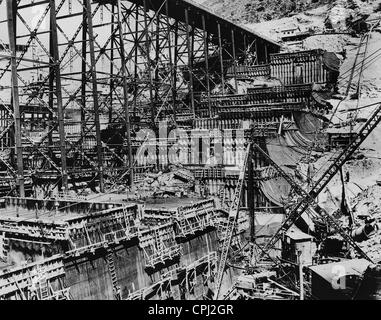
[259,101,381,261]
[214,100,381,298]
[213,143,251,300]
[253,143,372,262]
[306,18,381,164]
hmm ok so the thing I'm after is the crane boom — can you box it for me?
[253,143,372,262]
[260,102,381,258]
[214,143,251,300]
[214,101,380,298]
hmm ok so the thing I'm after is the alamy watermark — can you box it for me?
[331,264,347,290]
[134,124,247,171]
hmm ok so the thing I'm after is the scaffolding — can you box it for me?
[0,254,69,300]
[138,222,181,270]
[0,0,279,197]
[126,251,217,300]
[175,199,216,239]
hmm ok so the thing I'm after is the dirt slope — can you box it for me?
[198,0,334,24]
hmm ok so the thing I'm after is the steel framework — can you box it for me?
[0,0,279,197]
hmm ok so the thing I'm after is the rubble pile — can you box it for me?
[324,0,361,32]
[129,166,196,200]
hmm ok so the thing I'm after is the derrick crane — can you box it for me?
[214,143,252,300]
[214,99,380,298]
[259,102,381,261]
[253,143,371,262]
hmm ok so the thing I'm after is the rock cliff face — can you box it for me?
[196,0,334,24]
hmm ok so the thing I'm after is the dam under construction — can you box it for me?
[1,0,381,301]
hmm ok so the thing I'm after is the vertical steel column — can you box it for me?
[184,8,195,118]
[308,56,312,84]
[50,0,68,191]
[48,19,55,151]
[254,39,258,65]
[109,5,115,124]
[264,41,268,64]
[191,24,195,113]
[217,22,225,95]
[165,0,176,123]
[6,0,24,197]
[231,29,238,92]
[85,0,104,192]
[201,15,211,118]
[81,5,87,155]
[299,250,304,300]
[133,6,139,119]
[116,0,133,186]
[154,13,160,104]
[143,0,155,127]
[48,4,56,155]
[292,55,295,84]
[247,147,255,242]
[172,21,178,118]
[253,144,259,211]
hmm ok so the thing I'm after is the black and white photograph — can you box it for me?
[0,0,381,305]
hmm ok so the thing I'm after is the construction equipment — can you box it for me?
[259,101,381,261]
[253,143,371,262]
[214,99,380,298]
[214,143,251,299]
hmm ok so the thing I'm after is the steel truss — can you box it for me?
[0,0,279,196]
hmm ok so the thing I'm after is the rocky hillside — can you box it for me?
[198,0,335,24]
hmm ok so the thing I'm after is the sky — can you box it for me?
[0,1,148,105]
[0,0,205,116]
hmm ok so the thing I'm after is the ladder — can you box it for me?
[260,102,381,260]
[1,235,9,260]
[214,143,251,299]
[38,278,50,300]
[106,248,121,300]
[122,207,133,239]
[177,216,190,238]
[253,143,371,261]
